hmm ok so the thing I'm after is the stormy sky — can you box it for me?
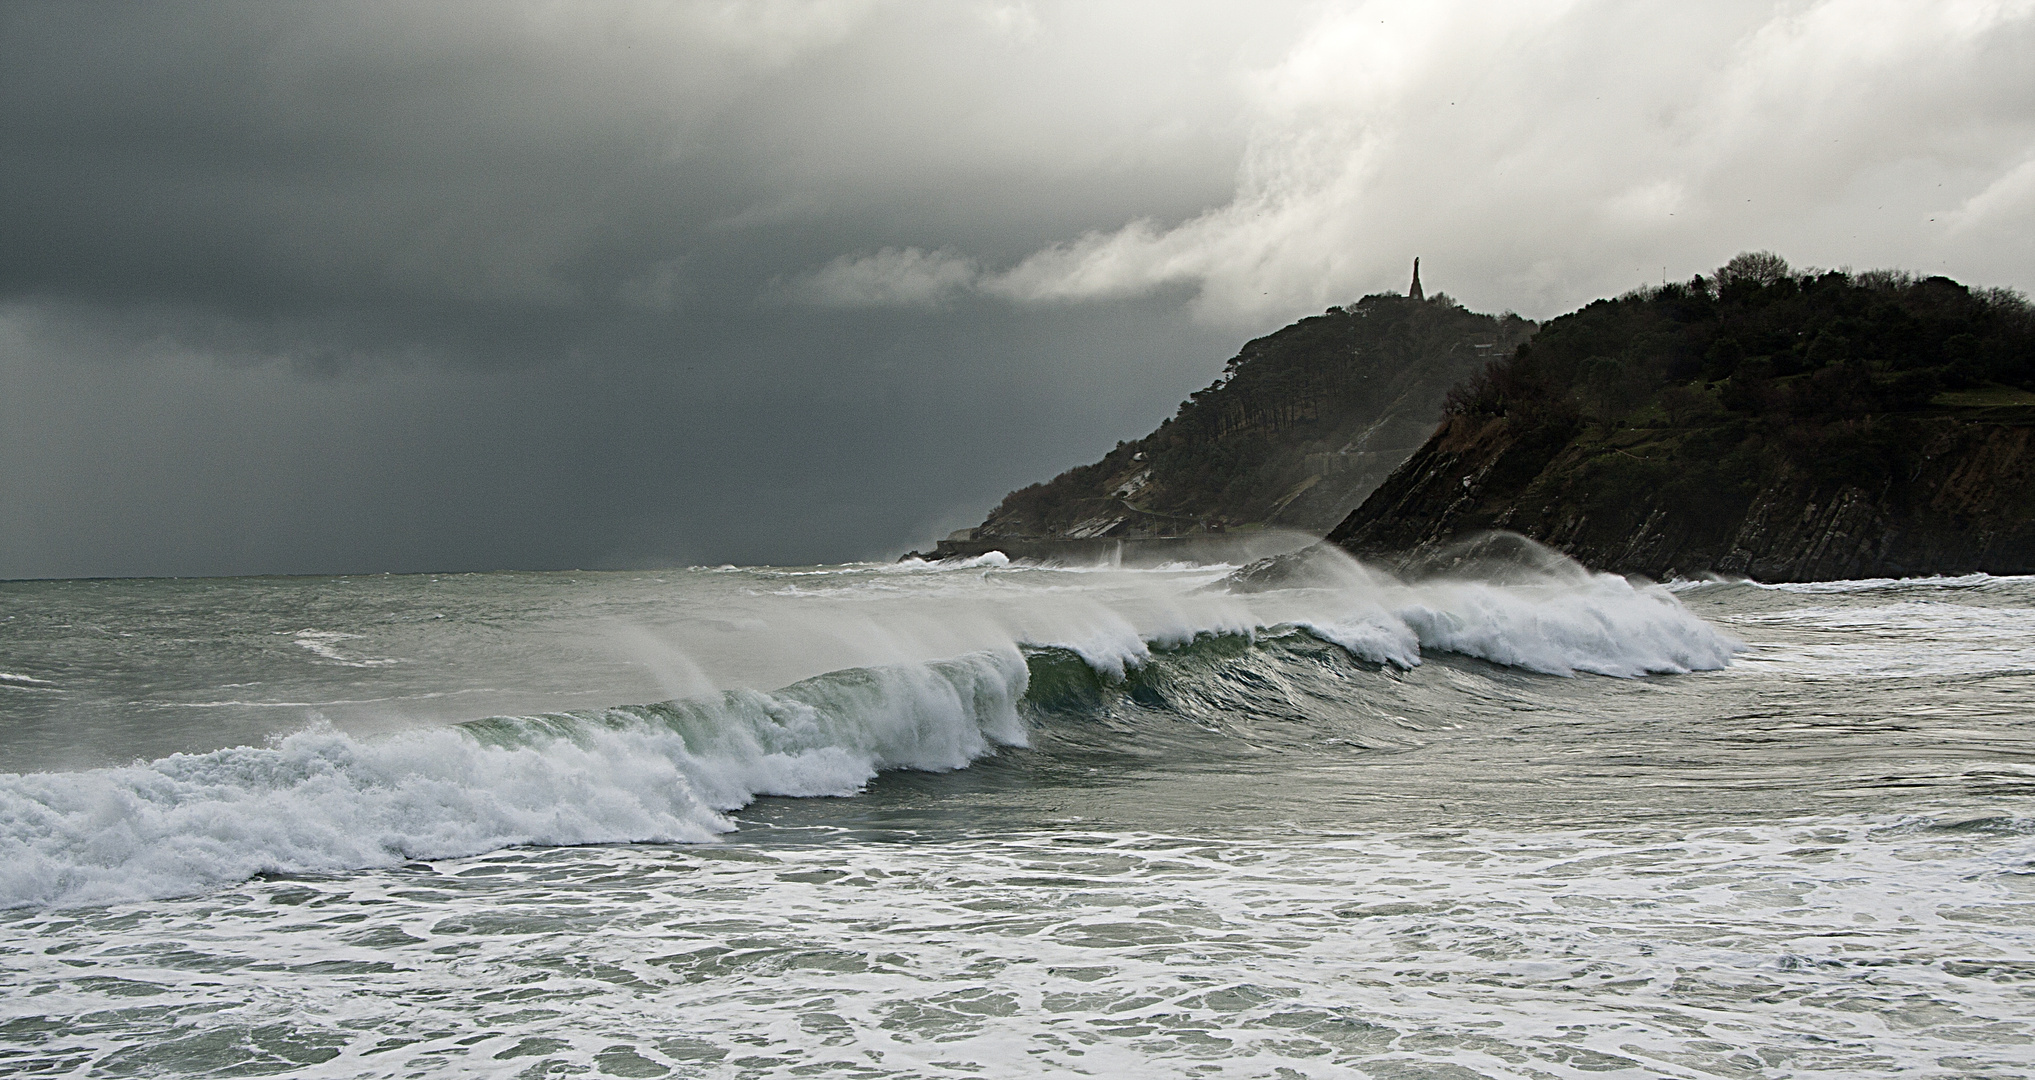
[4,1,2032,577]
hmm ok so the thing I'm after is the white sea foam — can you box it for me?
[0,649,1028,910]
[873,539,1739,681]
[0,542,1744,910]
[1720,597,2035,679]
[1295,609,1423,668]
[9,818,2031,1078]
[1267,541,1742,676]
[1387,573,1741,676]
[291,628,400,667]
[1671,571,2021,593]
[1044,618,1154,681]
[7,560,2033,1076]
[743,541,1735,682]
[883,550,1014,572]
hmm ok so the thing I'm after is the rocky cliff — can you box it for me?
[1326,400,2035,581]
[934,290,1535,558]
[1323,256,2035,582]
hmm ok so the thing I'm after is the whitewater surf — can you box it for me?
[2,544,2031,1077]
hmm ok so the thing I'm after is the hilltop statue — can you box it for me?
[1409,257,1424,301]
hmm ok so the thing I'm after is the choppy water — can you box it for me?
[2,546,2032,1077]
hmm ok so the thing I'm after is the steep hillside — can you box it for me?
[950,292,1534,551]
[1324,255,2035,581]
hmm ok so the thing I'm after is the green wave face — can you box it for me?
[1011,628,1430,765]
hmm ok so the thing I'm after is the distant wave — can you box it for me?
[291,628,401,667]
[1669,571,2030,593]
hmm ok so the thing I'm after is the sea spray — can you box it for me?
[0,648,1028,909]
[1385,572,1741,676]
[0,545,1744,909]
[1255,537,1742,676]
[9,566,2035,1078]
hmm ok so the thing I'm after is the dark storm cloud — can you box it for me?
[0,1,1260,323]
[1,290,1230,576]
[4,1,2033,577]
[1,0,1272,575]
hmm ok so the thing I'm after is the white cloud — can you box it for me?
[976,0,1043,42]
[786,247,983,307]
[1947,152,2035,234]
[17,0,2035,574]
[798,0,2035,321]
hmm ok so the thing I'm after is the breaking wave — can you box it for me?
[0,546,1739,909]
[0,651,1030,910]
[1301,571,1739,677]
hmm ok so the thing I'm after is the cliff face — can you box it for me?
[956,293,1534,548]
[1327,403,2035,581]
[1324,257,2035,582]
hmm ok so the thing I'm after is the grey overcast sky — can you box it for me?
[4,0,2032,577]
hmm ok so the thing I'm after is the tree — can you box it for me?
[1718,251,1791,288]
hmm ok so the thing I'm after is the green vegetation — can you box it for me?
[977,293,1534,539]
[1452,253,2033,540]
[1447,251,2035,437]
[1328,253,2035,581]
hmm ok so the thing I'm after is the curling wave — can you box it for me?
[0,545,1741,909]
[1299,573,1738,676]
[0,650,1029,910]
[1258,536,1741,677]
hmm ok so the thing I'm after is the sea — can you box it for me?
[2,542,2032,1079]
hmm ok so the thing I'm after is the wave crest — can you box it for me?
[0,649,1029,910]
[1270,538,1742,677]
[0,541,1743,910]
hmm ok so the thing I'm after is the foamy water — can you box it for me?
[2,546,2031,1076]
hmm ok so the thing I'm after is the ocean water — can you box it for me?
[2,546,2032,1078]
